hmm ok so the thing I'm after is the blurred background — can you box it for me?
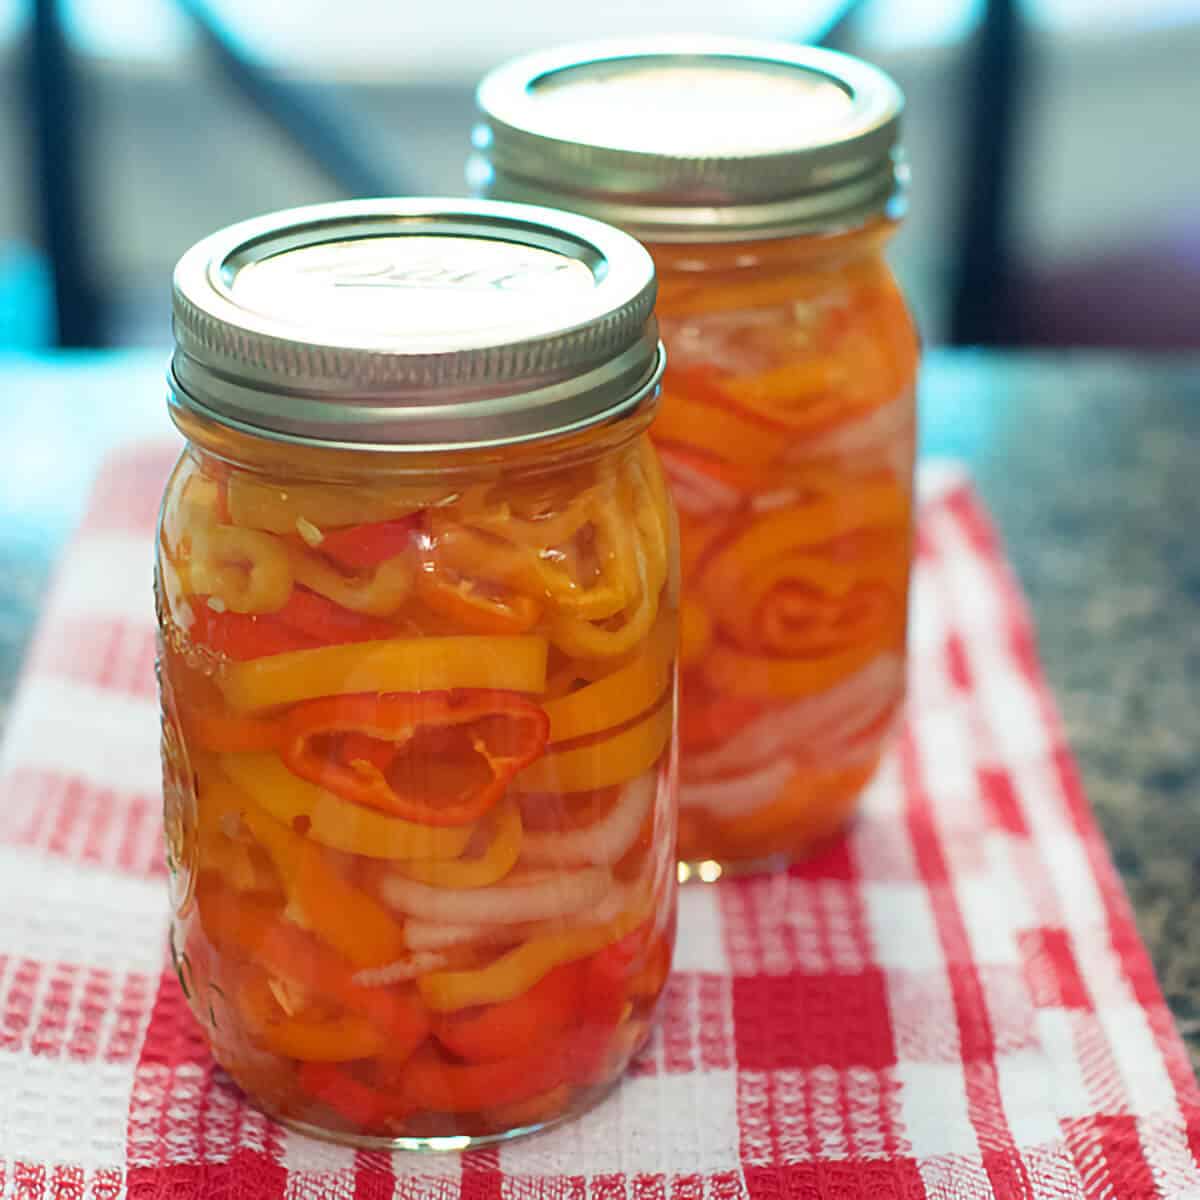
[0,0,1197,353]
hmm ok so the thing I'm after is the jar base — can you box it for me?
[268,1076,623,1152]
[677,814,858,883]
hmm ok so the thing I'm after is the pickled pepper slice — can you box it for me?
[280,689,550,825]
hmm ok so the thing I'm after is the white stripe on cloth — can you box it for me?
[0,676,161,794]
[0,1054,135,1169]
[0,845,167,974]
[43,534,157,626]
[498,1068,743,1180]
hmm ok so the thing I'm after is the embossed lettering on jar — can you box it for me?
[474,39,919,876]
[156,200,678,1149]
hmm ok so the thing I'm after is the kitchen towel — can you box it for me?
[0,442,1197,1199]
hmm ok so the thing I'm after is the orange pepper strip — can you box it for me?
[238,802,407,969]
[678,599,712,670]
[237,970,385,1062]
[541,618,675,744]
[699,482,907,603]
[414,567,543,635]
[709,556,889,656]
[433,961,583,1062]
[654,381,783,467]
[678,688,762,753]
[394,1040,578,1115]
[516,696,672,794]
[195,880,430,1047]
[181,703,282,754]
[279,690,549,826]
[217,635,549,711]
[702,635,884,700]
[297,1062,415,1130]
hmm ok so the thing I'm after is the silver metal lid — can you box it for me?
[169,197,662,451]
[472,38,906,243]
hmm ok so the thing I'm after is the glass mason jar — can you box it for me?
[156,199,679,1148]
[472,40,919,877]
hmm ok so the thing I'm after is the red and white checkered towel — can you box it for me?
[1,442,1197,1200]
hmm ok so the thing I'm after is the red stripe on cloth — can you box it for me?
[460,1147,504,1200]
[1017,928,1093,1011]
[736,1064,908,1168]
[744,1158,925,1199]
[77,443,179,538]
[353,1149,396,1200]
[125,969,287,1200]
[901,729,1035,1198]
[731,970,896,1072]
[30,617,158,700]
[0,768,164,878]
[0,956,154,1064]
[976,767,1027,837]
[1062,1114,1159,1200]
[947,486,1200,1133]
[945,632,973,692]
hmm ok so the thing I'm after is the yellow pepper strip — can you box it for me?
[679,598,712,670]
[541,619,674,744]
[548,551,656,659]
[190,524,293,614]
[228,473,428,534]
[464,486,600,548]
[239,802,407,969]
[516,696,672,794]
[217,634,549,710]
[702,636,883,700]
[287,543,413,617]
[654,385,783,467]
[433,523,627,621]
[643,440,671,512]
[418,895,650,1012]
[392,799,522,889]
[218,753,474,862]
[238,973,385,1062]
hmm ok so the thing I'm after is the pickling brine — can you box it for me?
[157,199,677,1148]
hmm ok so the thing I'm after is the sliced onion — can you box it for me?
[401,876,637,955]
[681,758,798,820]
[351,952,447,988]
[682,653,902,781]
[403,919,493,952]
[380,865,611,926]
[792,393,915,473]
[520,772,655,868]
[660,455,743,515]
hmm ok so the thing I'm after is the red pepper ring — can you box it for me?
[279,689,550,826]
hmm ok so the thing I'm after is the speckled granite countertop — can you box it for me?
[2,349,1198,1065]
